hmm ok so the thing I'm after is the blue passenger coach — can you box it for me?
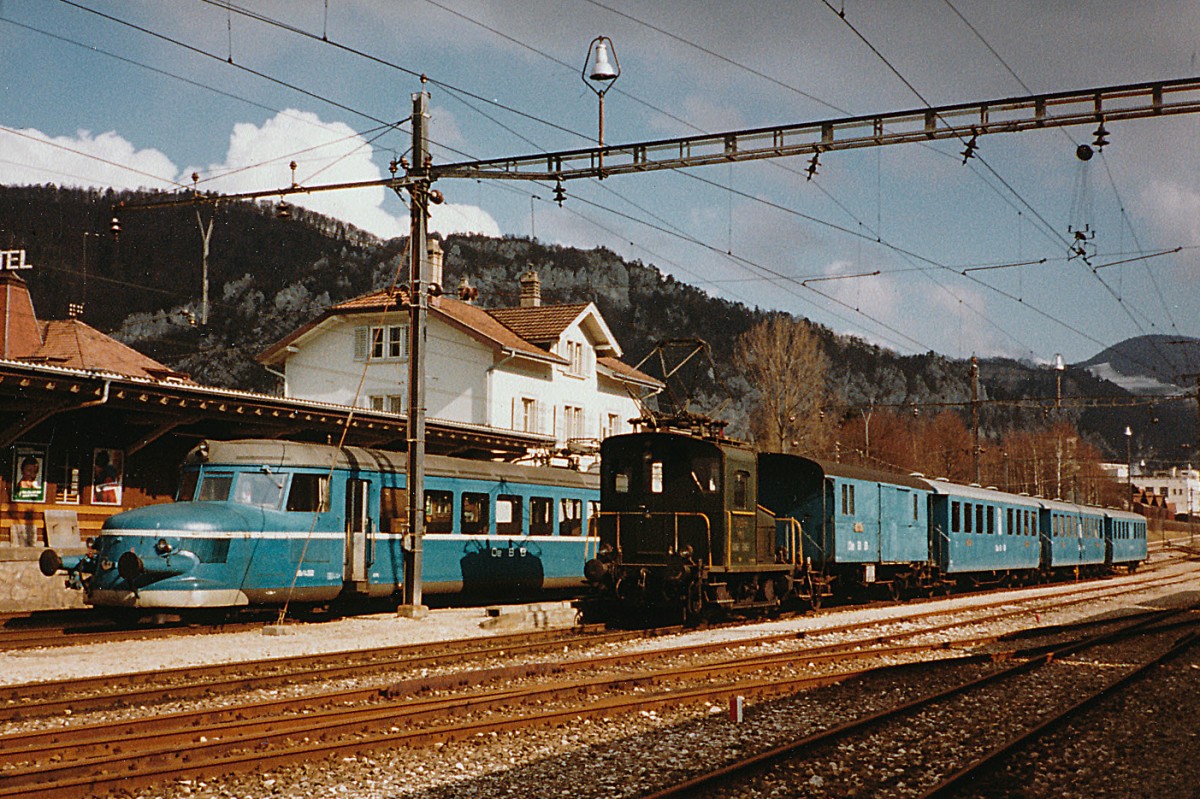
[925,480,1043,580]
[1039,499,1107,573]
[1104,508,1148,572]
[758,455,930,597]
[42,439,600,613]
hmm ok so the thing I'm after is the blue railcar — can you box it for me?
[42,439,599,614]
[758,455,930,596]
[925,480,1043,581]
[1038,499,1107,572]
[1104,507,1148,571]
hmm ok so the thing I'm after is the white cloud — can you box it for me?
[1138,180,1200,246]
[0,127,177,191]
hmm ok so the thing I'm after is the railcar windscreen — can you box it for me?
[232,472,286,509]
[177,470,200,502]
[197,473,233,502]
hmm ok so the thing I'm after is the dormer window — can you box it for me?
[565,340,587,377]
[354,325,408,361]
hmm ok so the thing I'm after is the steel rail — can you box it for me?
[634,608,1200,799]
[916,629,1200,799]
[0,570,1184,722]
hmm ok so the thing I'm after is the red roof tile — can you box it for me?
[487,304,590,345]
[24,319,190,382]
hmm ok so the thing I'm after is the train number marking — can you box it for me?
[296,568,315,578]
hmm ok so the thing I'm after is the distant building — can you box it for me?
[259,243,661,463]
[1137,466,1200,517]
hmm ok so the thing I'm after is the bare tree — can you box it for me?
[734,314,831,453]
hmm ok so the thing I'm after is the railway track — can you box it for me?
[636,607,1200,798]
[1,568,1192,798]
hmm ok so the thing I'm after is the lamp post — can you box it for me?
[582,36,620,151]
[1125,426,1133,509]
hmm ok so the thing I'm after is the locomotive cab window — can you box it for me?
[613,470,631,494]
[197,473,233,502]
[496,495,522,535]
[461,492,490,535]
[734,470,751,510]
[530,496,553,535]
[692,458,720,493]
[650,461,664,494]
[425,490,453,533]
[286,473,330,513]
[178,470,200,502]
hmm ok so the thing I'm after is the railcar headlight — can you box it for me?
[85,537,95,550]
[597,542,614,561]
[155,538,172,555]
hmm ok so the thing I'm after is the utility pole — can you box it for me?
[399,90,431,617]
[196,208,214,326]
[971,356,981,485]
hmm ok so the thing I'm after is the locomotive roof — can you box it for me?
[186,439,597,489]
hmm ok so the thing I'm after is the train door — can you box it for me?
[344,478,371,587]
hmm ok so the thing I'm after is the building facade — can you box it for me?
[259,253,661,461]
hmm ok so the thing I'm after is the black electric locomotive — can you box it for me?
[579,427,816,623]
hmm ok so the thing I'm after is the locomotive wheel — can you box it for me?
[887,580,903,601]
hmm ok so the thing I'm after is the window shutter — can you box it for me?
[354,327,368,360]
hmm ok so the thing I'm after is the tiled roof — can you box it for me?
[262,290,661,387]
[434,296,562,363]
[23,319,191,382]
[487,304,590,345]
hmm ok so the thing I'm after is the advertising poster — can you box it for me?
[12,446,46,503]
[91,448,124,506]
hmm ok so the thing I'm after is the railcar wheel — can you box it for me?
[887,580,903,601]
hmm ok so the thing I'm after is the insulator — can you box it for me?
[1093,122,1110,151]
[960,135,979,164]
[553,181,566,207]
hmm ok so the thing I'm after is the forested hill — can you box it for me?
[1,183,1180,460]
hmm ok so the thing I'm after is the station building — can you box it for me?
[258,243,661,467]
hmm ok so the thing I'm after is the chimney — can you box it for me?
[0,270,43,359]
[457,276,478,304]
[426,238,444,290]
[519,269,541,308]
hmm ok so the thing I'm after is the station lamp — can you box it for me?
[582,36,620,148]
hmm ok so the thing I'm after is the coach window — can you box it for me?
[734,471,751,510]
[530,496,553,535]
[984,505,993,535]
[588,500,600,530]
[964,503,973,533]
[425,490,453,533]
[197,473,234,501]
[912,494,919,521]
[286,473,330,513]
[461,492,490,535]
[379,487,407,534]
[496,494,522,536]
[951,501,960,532]
[560,498,583,536]
[840,483,855,516]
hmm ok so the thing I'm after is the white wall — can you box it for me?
[281,310,647,446]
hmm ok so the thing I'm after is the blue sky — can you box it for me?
[2,1,1200,371]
